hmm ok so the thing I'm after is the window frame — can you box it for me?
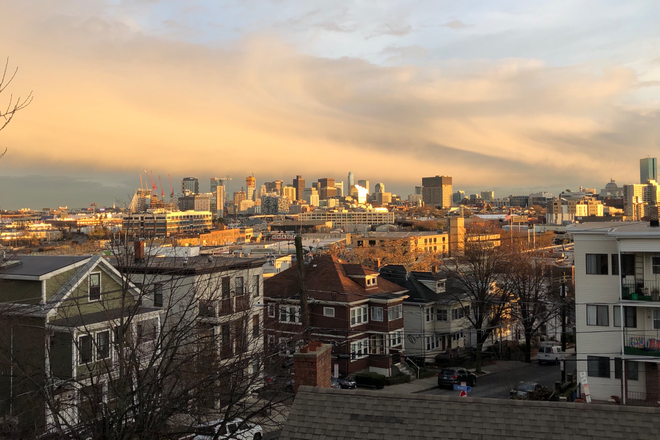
[613,305,637,328]
[350,338,369,361]
[371,306,383,322]
[585,254,608,275]
[153,283,163,307]
[235,277,244,295]
[323,307,336,318]
[586,305,609,326]
[89,272,101,301]
[425,307,434,323]
[388,304,403,321]
[436,309,448,321]
[279,305,301,324]
[350,305,368,326]
[615,358,639,381]
[389,330,403,347]
[268,303,276,318]
[587,355,610,378]
[78,335,93,365]
[252,274,260,297]
[97,331,110,360]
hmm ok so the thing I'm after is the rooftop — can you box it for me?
[281,386,660,440]
[568,221,660,237]
[1,255,89,279]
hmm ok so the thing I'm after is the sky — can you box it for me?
[0,0,659,209]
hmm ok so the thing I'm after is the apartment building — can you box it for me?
[570,221,660,404]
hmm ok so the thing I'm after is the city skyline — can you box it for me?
[1,1,659,209]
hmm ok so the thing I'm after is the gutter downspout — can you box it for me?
[618,238,626,405]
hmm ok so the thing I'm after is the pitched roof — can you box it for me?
[379,265,467,305]
[265,255,407,302]
[281,386,660,440]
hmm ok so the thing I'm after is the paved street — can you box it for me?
[421,356,576,399]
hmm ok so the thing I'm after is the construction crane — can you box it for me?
[168,174,174,202]
[158,175,165,199]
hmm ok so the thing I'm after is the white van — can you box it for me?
[537,345,565,365]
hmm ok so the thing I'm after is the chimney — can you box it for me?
[293,341,332,394]
[134,240,145,262]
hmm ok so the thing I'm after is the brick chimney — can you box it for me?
[293,341,332,394]
[134,240,145,262]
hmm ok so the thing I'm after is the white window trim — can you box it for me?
[323,307,335,317]
[77,329,112,365]
[268,304,276,318]
[350,338,369,361]
[371,306,383,322]
[279,305,301,324]
[350,305,369,326]
[389,330,403,348]
[88,272,102,302]
[388,304,402,321]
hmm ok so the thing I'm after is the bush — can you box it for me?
[355,372,386,389]
[384,373,410,386]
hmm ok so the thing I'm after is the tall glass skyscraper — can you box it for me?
[348,171,354,188]
[640,158,657,183]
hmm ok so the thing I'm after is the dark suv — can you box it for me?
[438,367,477,389]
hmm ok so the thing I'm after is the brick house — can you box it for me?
[264,254,408,377]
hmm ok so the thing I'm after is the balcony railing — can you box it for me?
[623,332,660,358]
[621,279,660,302]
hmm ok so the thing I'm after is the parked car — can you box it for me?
[537,345,566,365]
[184,418,263,440]
[332,376,357,389]
[510,382,544,400]
[437,367,477,389]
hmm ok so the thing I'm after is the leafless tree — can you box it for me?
[0,58,33,158]
[442,225,513,373]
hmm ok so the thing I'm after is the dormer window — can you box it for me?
[89,273,101,301]
[366,276,378,287]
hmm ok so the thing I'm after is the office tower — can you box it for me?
[350,185,368,205]
[422,175,452,209]
[259,184,267,197]
[182,177,199,195]
[303,188,320,206]
[318,178,337,200]
[624,181,660,220]
[480,191,494,202]
[641,158,657,184]
[375,183,385,193]
[415,186,422,195]
[234,190,246,206]
[246,176,256,201]
[335,182,344,197]
[358,180,370,194]
[348,171,355,188]
[293,175,305,201]
[452,191,466,204]
[215,190,224,218]
[282,186,296,201]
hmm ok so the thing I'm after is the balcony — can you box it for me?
[621,279,660,302]
[623,331,660,358]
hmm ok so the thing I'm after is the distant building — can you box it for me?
[293,175,305,201]
[299,210,394,228]
[318,178,337,200]
[623,181,660,220]
[262,195,290,215]
[123,210,212,237]
[302,188,320,207]
[350,185,369,205]
[480,191,494,202]
[282,186,296,201]
[246,176,256,201]
[358,179,370,195]
[600,179,624,199]
[640,157,657,184]
[422,175,452,209]
[375,183,385,193]
[181,177,199,195]
[335,181,344,197]
[348,172,355,188]
[452,191,466,204]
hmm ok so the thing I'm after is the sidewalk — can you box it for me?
[384,360,535,394]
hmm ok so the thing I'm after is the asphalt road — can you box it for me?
[422,357,576,399]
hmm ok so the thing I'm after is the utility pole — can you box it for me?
[560,274,567,382]
[295,235,310,342]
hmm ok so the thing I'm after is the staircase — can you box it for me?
[396,361,416,381]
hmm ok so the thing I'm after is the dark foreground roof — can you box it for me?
[281,386,660,440]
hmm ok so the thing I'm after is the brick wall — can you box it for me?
[293,341,332,394]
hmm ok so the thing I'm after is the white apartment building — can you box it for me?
[570,221,660,404]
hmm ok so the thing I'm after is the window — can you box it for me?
[426,334,441,351]
[222,277,231,299]
[390,331,403,347]
[78,335,93,364]
[268,304,276,318]
[654,257,660,275]
[436,309,448,321]
[89,273,101,301]
[654,309,660,330]
[587,356,610,378]
[350,338,369,360]
[615,358,639,381]
[252,315,260,338]
[252,275,260,297]
[323,307,335,317]
[370,334,385,354]
[452,308,465,320]
[621,254,635,276]
[586,254,608,275]
[97,331,110,360]
[279,305,300,324]
[154,283,163,307]
[350,305,368,326]
[235,277,244,295]
[267,334,275,347]
[613,306,637,328]
[611,254,619,276]
[586,305,609,326]
[388,304,403,320]
[426,307,434,322]
[371,306,383,322]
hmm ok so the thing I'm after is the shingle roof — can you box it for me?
[379,265,467,305]
[281,386,660,440]
[265,255,407,302]
[1,255,89,278]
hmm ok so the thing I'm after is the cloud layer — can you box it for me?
[0,1,659,208]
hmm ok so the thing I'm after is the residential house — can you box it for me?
[0,255,161,432]
[570,221,660,404]
[379,265,473,362]
[264,254,408,377]
[114,244,267,409]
